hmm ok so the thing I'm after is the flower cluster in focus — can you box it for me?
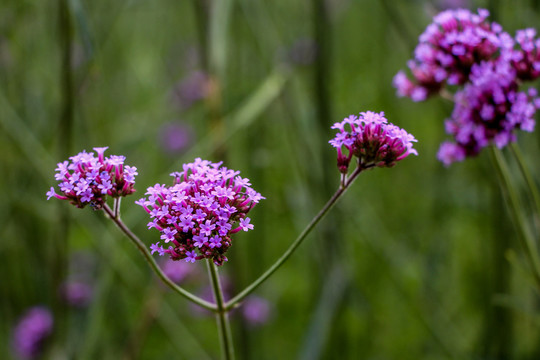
[394,8,540,165]
[329,111,418,174]
[136,158,264,266]
[393,8,512,101]
[46,147,137,209]
[12,306,53,359]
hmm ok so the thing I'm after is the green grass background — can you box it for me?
[2,0,540,359]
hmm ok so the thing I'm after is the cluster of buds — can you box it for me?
[46,147,137,209]
[136,158,264,266]
[329,111,418,174]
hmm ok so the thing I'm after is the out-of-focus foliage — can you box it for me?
[2,0,540,359]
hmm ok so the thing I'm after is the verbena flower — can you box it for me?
[46,147,137,210]
[510,28,540,81]
[393,8,513,101]
[159,122,193,154]
[12,306,53,359]
[161,258,196,284]
[59,281,93,308]
[241,296,271,326]
[329,111,418,174]
[437,60,540,166]
[136,158,264,266]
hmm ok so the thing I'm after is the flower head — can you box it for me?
[510,28,540,81]
[241,296,271,326]
[137,158,264,266]
[438,60,539,165]
[59,281,93,308]
[329,111,418,173]
[47,147,137,209]
[12,306,53,359]
[394,8,513,101]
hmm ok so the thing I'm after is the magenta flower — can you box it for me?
[510,28,540,81]
[47,147,137,210]
[136,158,264,266]
[159,122,194,154]
[241,296,271,326]
[171,71,210,110]
[12,306,53,359]
[394,8,513,101]
[160,258,196,284]
[437,60,539,166]
[59,281,93,308]
[329,111,418,173]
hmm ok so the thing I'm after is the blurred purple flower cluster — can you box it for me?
[171,70,210,110]
[191,277,272,326]
[46,147,137,209]
[394,8,513,101]
[159,122,193,155]
[59,281,93,308]
[394,8,540,165]
[438,61,539,165]
[12,307,53,359]
[136,158,264,266]
[329,111,418,173]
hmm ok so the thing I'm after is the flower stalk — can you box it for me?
[509,143,540,235]
[102,204,217,311]
[225,164,365,310]
[207,260,235,360]
[490,146,540,289]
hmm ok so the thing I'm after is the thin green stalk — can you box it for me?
[53,0,75,350]
[225,165,367,310]
[207,260,235,360]
[102,204,216,311]
[490,147,540,289]
[509,143,540,235]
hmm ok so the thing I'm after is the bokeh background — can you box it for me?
[2,0,540,359]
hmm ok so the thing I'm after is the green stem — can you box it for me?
[102,204,216,311]
[207,260,235,360]
[225,165,366,310]
[509,143,540,236]
[490,146,540,290]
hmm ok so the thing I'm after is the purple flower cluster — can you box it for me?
[329,111,418,173]
[171,71,210,110]
[12,307,53,359]
[46,147,137,209]
[438,61,540,165]
[60,281,93,308]
[395,8,540,166]
[136,158,264,266]
[510,28,540,81]
[394,8,512,101]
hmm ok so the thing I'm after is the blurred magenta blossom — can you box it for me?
[241,296,271,326]
[437,61,539,165]
[59,281,93,308]
[12,306,53,359]
[159,122,194,155]
[171,71,210,110]
[160,258,197,284]
[394,8,512,101]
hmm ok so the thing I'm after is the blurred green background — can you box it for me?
[2,0,540,359]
